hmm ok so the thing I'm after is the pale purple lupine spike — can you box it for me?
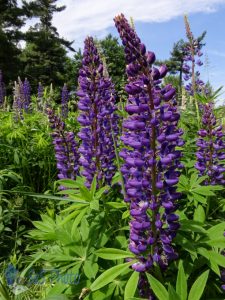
[114,13,183,298]
[195,102,225,185]
[37,82,44,111]
[13,81,23,122]
[47,108,79,182]
[182,16,208,96]
[77,36,118,188]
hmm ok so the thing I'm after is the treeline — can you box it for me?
[0,1,209,101]
[0,0,126,94]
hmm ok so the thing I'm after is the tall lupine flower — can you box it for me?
[114,14,183,298]
[182,16,207,127]
[37,82,44,111]
[195,102,225,185]
[23,78,31,112]
[61,83,69,119]
[0,70,6,107]
[77,36,118,188]
[47,108,79,181]
[13,81,23,122]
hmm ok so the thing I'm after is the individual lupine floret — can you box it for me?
[0,70,6,107]
[195,102,225,185]
[114,14,183,297]
[61,83,69,119]
[77,36,118,188]
[47,108,79,181]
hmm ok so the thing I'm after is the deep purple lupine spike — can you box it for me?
[47,108,79,181]
[23,78,31,112]
[77,36,118,188]
[61,83,69,119]
[114,14,183,297]
[195,102,225,185]
[0,70,6,107]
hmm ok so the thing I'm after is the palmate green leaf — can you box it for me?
[124,271,139,299]
[57,177,85,189]
[90,199,99,211]
[206,222,225,240]
[60,206,89,227]
[146,274,168,300]
[193,205,205,223]
[71,207,89,232]
[90,261,133,291]
[197,248,220,275]
[189,172,199,187]
[208,251,225,268]
[8,191,89,204]
[122,210,130,219]
[188,270,209,300]
[94,185,110,199]
[191,186,215,196]
[180,220,207,233]
[95,248,135,260]
[204,239,225,248]
[176,261,187,300]
[106,202,127,209]
[168,284,181,300]
[90,176,97,198]
[83,260,99,279]
[192,193,207,204]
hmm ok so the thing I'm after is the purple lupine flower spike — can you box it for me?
[47,108,79,181]
[114,13,183,298]
[23,78,31,112]
[77,36,118,188]
[195,102,225,185]
[13,81,23,122]
[61,83,69,119]
[0,70,6,107]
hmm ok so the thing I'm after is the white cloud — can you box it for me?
[52,0,225,49]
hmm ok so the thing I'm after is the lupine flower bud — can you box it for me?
[77,36,118,188]
[114,13,183,298]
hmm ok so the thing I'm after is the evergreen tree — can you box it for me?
[0,0,25,85]
[21,0,74,88]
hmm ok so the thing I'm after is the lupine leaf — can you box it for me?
[95,248,135,260]
[90,261,133,291]
[146,274,168,300]
[176,261,187,300]
[124,271,139,299]
[188,270,209,300]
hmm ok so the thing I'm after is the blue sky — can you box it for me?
[23,0,225,91]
